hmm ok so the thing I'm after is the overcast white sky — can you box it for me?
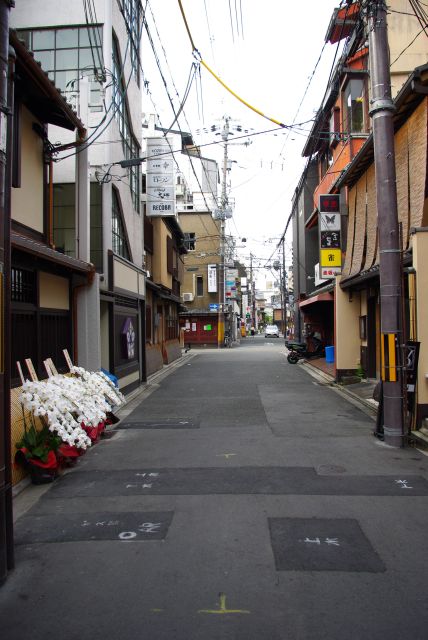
[141,0,343,284]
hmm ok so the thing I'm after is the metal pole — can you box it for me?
[281,239,287,337]
[367,0,404,447]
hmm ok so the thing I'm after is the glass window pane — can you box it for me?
[35,50,55,71]
[56,28,79,49]
[79,47,98,71]
[80,26,102,47]
[16,30,31,48]
[55,70,79,92]
[32,30,55,50]
[56,48,78,70]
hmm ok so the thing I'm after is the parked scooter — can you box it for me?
[286,336,325,364]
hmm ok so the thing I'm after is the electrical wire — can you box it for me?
[145,0,220,211]
[144,15,214,214]
[177,0,287,128]
[56,5,146,163]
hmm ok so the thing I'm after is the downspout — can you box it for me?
[48,158,54,247]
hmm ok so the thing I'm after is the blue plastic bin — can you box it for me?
[325,345,335,363]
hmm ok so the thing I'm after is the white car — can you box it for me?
[265,325,280,338]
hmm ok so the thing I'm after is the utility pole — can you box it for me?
[0,0,14,584]
[366,0,404,447]
[281,240,287,338]
[249,253,256,330]
[217,116,230,347]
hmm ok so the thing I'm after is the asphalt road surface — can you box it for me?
[2,336,428,639]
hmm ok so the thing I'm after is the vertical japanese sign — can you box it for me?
[225,268,239,299]
[319,194,342,279]
[207,264,217,293]
[146,137,176,217]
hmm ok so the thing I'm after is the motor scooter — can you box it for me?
[286,336,325,364]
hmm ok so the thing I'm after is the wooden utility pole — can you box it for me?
[366,0,405,447]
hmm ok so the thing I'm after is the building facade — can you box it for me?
[292,0,428,365]
[11,0,146,393]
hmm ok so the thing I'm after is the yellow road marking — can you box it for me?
[198,593,250,615]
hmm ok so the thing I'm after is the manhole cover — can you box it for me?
[268,517,385,572]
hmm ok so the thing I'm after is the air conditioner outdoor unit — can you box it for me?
[182,293,194,302]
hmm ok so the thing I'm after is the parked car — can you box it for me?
[265,325,280,338]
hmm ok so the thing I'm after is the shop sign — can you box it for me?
[122,318,136,359]
[207,264,217,292]
[146,137,175,217]
[319,194,340,213]
[225,268,239,299]
[319,211,342,278]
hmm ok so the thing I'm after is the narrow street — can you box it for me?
[2,339,428,640]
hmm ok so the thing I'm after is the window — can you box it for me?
[112,37,140,213]
[329,108,341,147]
[53,183,103,271]
[112,189,131,260]
[118,0,142,85]
[16,26,104,107]
[11,268,36,304]
[166,236,173,274]
[196,275,203,297]
[184,232,196,251]
[343,78,366,134]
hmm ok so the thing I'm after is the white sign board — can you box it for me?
[146,137,176,217]
[207,264,217,293]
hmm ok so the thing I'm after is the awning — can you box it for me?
[299,292,334,308]
[12,232,93,273]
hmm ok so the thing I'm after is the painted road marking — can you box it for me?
[216,453,237,459]
[198,593,250,615]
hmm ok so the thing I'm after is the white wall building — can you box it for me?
[11,0,146,392]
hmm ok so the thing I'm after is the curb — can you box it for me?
[300,362,378,419]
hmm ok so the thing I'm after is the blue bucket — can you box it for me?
[325,345,335,364]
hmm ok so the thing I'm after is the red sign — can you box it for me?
[319,194,340,213]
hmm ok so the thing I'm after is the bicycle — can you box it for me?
[224,332,232,348]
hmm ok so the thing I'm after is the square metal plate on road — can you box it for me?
[15,511,174,544]
[268,518,385,572]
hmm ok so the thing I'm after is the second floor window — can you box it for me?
[196,275,203,297]
[112,37,140,213]
[343,78,366,135]
[184,232,196,251]
[112,189,131,260]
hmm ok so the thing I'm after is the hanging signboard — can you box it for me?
[207,264,218,293]
[319,193,340,214]
[146,137,176,217]
[319,203,342,279]
[225,268,239,299]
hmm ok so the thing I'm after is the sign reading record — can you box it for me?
[146,137,176,217]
